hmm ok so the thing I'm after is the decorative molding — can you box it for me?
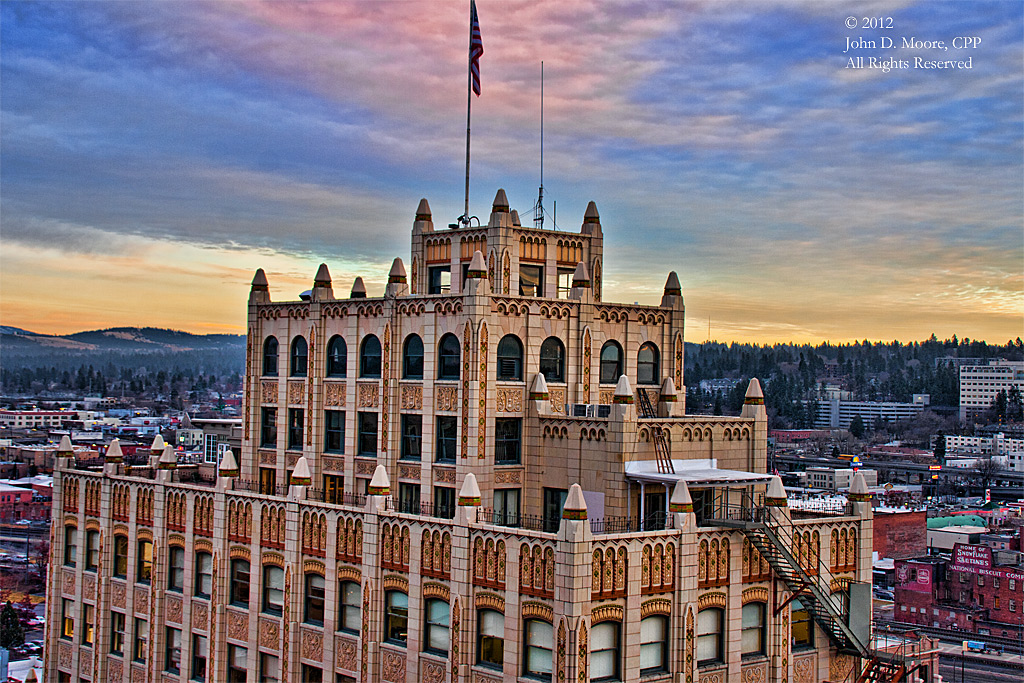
[301,628,324,662]
[226,610,248,641]
[522,601,553,622]
[262,551,285,568]
[355,459,376,475]
[166,595,183,624]
[303,559,326,575]
[259,618,280,649]
[62,569,76,596]
[398,464,420,480]
[475,592,505,613]
[741,662,767,683]
[261,381,277,404]
[192,602,209,629]
[793,654,815,683]
[287,381,305,405]
[381,648,407,683]
[111,582,126,609]
[422,659,446,683]
[697,591,727,610]
[742,587,770,605]
[133,587,149,615]
[82,573,96,600]
[58,641,72,671]
[357,383,379,408]
[382,574,409,593]
[494,469,522,485]
[401,385,423,410]
[337,565,361,583]
[549,387,566,414]
[436,385,459,412]
[323,456,344,472]
[423,582,451,602]
[699,670,726,683]
[337,635,358,671]
[324,382,346,407]
[591,604,623,624]
[640,598,672,618]
[229,545,251,562]
[434,468,456,484]
[194,538,213,554]
[259,450,277,465]
[496,387,523,412]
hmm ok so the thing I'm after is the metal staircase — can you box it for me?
[706,495,908,682]
[637,389,674,474]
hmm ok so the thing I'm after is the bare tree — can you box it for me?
[973,457,1004,491]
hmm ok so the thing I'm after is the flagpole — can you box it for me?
[463,1,473,225]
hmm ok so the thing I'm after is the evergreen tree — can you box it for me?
[849,415,866,439]
[0,601,24,649]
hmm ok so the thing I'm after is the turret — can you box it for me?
[312,263,334,301]
[463,250,490,297]
[569,261,592,303]
[529,373,550,416]
[670,479,694,529]
[558,483,591,542]
[740,378,766,421]
[581,201,602,237]
[455,473,482,525]
[350,277,367,299]
[659,376,680,417]
[611,375,634,421]
[487,188,514,228]
[249,268,271,305]
[413,198,434,235]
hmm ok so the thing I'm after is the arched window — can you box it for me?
[600,341,623,384]
[403,335,424,379]
[637,342,660,385]
[437,334,460,380]
[497,335,524,381]
[539,337,565,383]
[360,335,382,378]
[326,336,347,377]
[263,337,279,376]
[290,336,308,377]
[742,602,766,657]
[696,607,724,666]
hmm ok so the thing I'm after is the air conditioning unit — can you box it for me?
[569,404,611,418]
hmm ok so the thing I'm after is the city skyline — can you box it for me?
[1,0,1021,343]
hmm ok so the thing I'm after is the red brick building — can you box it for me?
[874,508,927,559]
[895,543,1024,638]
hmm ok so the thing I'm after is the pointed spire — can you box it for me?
[388,258,407,284]
[157,444,177,470]
[562,483,588,520]
[765,475,788,507]
[530,373,549,401]
[744,378,764,404]
[251,268,269,292]
[150,434,165,456]
[660,376,677,402]
[571,261,590,288]
[458,473,482,506]
[613,375,634,403]
[179,413,193,430]
[583,201,600,223]
[669,479,693,513]
[663,272,681,296]
[105,438,123,464]
[314,263,332,286]
[466,250,487,279]
[218,448,239,478]
[368,464,390,496]
[416,198,432,221]
[510,209,521,226]
[56,434,74,458]
[291,456,312,486]
[848,470,871,502]
[350,277,367,299]
[492,188,510,212]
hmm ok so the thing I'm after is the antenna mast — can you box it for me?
[534,61,545,229]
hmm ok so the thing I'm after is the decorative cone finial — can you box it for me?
[105,438,123,464]
[583,201,600,224]
[368,465,390,496]
[157,444,177,470]
[530,373,549,400]
[562,483,588,520]
[350,277,367,299]
[388,258,407,284]
[670,480,693,513]
[848,471,871,502]
[416,198,432,221]
[251,268,269,291]
[571,262,590,288]
[765,475,787,507]
[458,473,482,506]
[218,448,239,478]
[291,456,312,486]
[314,263,332,286]
[613,375,634,403]
[663,271,682,296]
[744,378,764,405]
[56,434,74,458]
[492,188,510,212]
[466,250,487,279]
[660,377,677,402]
[150,434,165,456]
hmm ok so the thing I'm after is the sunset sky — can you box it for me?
[2,0,1021,343]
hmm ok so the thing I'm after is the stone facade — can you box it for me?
[46,193,881,683]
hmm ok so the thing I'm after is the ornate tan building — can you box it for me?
[46,191,934,682]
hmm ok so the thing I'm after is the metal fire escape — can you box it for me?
[637,388,674,474]
[706,493,909,682]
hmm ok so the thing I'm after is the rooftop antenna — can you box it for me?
[536,60,544,229]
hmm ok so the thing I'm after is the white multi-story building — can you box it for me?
[812,398,928,430]
[959,359,1024,421]
[938,433,1024,473]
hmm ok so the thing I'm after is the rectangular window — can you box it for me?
[338,581,361,634]
[231,560,250,607]
[324,410,345,453]
[741,603,766,656]
[302,665,323,683]
[305,573,326,625]
[228,645,247,683]
[1010,579,1016,591]
[385,591,409,645]
[434,486,456,519]
[137,540,153,584]
[61,599,74,639]
[590,621,620,681]
[203,433,220,464]
[64,526,77,567]
[168,546,185,592]
[263,565,285,615]
[259,467,277,496]
[523,619,553,680]
[358,412,378,455]
[165,627,182,673]
[260,408,277,448]
[696,608,723,665]
[400,414,422,460]
[477,609,504,669]
[556,267,575,299]
[324,474,344,504]
[543,488,568,533]
[288,408,304,450]
[195,552,213,598]
[494,488,520,526]
[640,615,668,675]
[424,598,450,656]
[110,611,126,655]
[82,603,95,646]
[191,634,208,681]
[429,266,451,295]
[495,418,521,464]
[398,482,420,514]
[133,618,149,663]
[435,416,457,462]
[260,652,280,683]
[85,529,100,571]
[519,264,544,297]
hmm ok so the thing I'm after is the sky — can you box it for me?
[1,0,1021,343]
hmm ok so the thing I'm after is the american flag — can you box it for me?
[470,0,483,96]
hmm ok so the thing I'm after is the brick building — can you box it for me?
[45,193,923,683]
[873,508,927,560]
